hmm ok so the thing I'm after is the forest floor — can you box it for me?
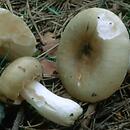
[0,0,130,130]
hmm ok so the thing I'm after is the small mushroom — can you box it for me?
[0,8,36,60]
[0,57,83,126]
[57,8,130,102]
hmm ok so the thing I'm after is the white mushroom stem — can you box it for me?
[21,81,83,126]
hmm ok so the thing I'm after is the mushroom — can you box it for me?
[0,8,36,60]
[0,57,83,126]
[57,8,130,102]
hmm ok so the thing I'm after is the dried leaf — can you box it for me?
[42,32,58,56]
[40,59,57,76]
[42,32,57,45]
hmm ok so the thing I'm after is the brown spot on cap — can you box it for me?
[91,93,97,97]
[18,66,26,72]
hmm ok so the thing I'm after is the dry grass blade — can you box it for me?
[5,0,13,13]
[36,43,59,59]
[0,0,130,130]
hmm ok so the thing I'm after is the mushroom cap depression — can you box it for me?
[0,8,37,60]
[0,57,42,100]
[57,8,130,102]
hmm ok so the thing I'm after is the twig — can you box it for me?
[81,104,96,129]
[110,0,130,9]
[12,107,24,130]
[20,120,44,129]
[6,0,13,13]
[36,43,59,59]
[78,104,96,130]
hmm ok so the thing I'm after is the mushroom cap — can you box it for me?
[57,8,130,102]
[0,57,42,100]
[0,8,37,60]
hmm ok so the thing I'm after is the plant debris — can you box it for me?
[0,0,130,130]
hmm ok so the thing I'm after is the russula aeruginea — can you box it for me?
[57,8,130,102]
[0,57,83,126]
[0,8,36,60]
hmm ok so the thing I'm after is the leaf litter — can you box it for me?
[0,0,130,130]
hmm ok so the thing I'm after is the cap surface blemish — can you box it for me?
[97,13,122,40]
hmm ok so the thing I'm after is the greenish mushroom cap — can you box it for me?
[0,57,42,100]
[57,8,130,102]
[0,8,37,60]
